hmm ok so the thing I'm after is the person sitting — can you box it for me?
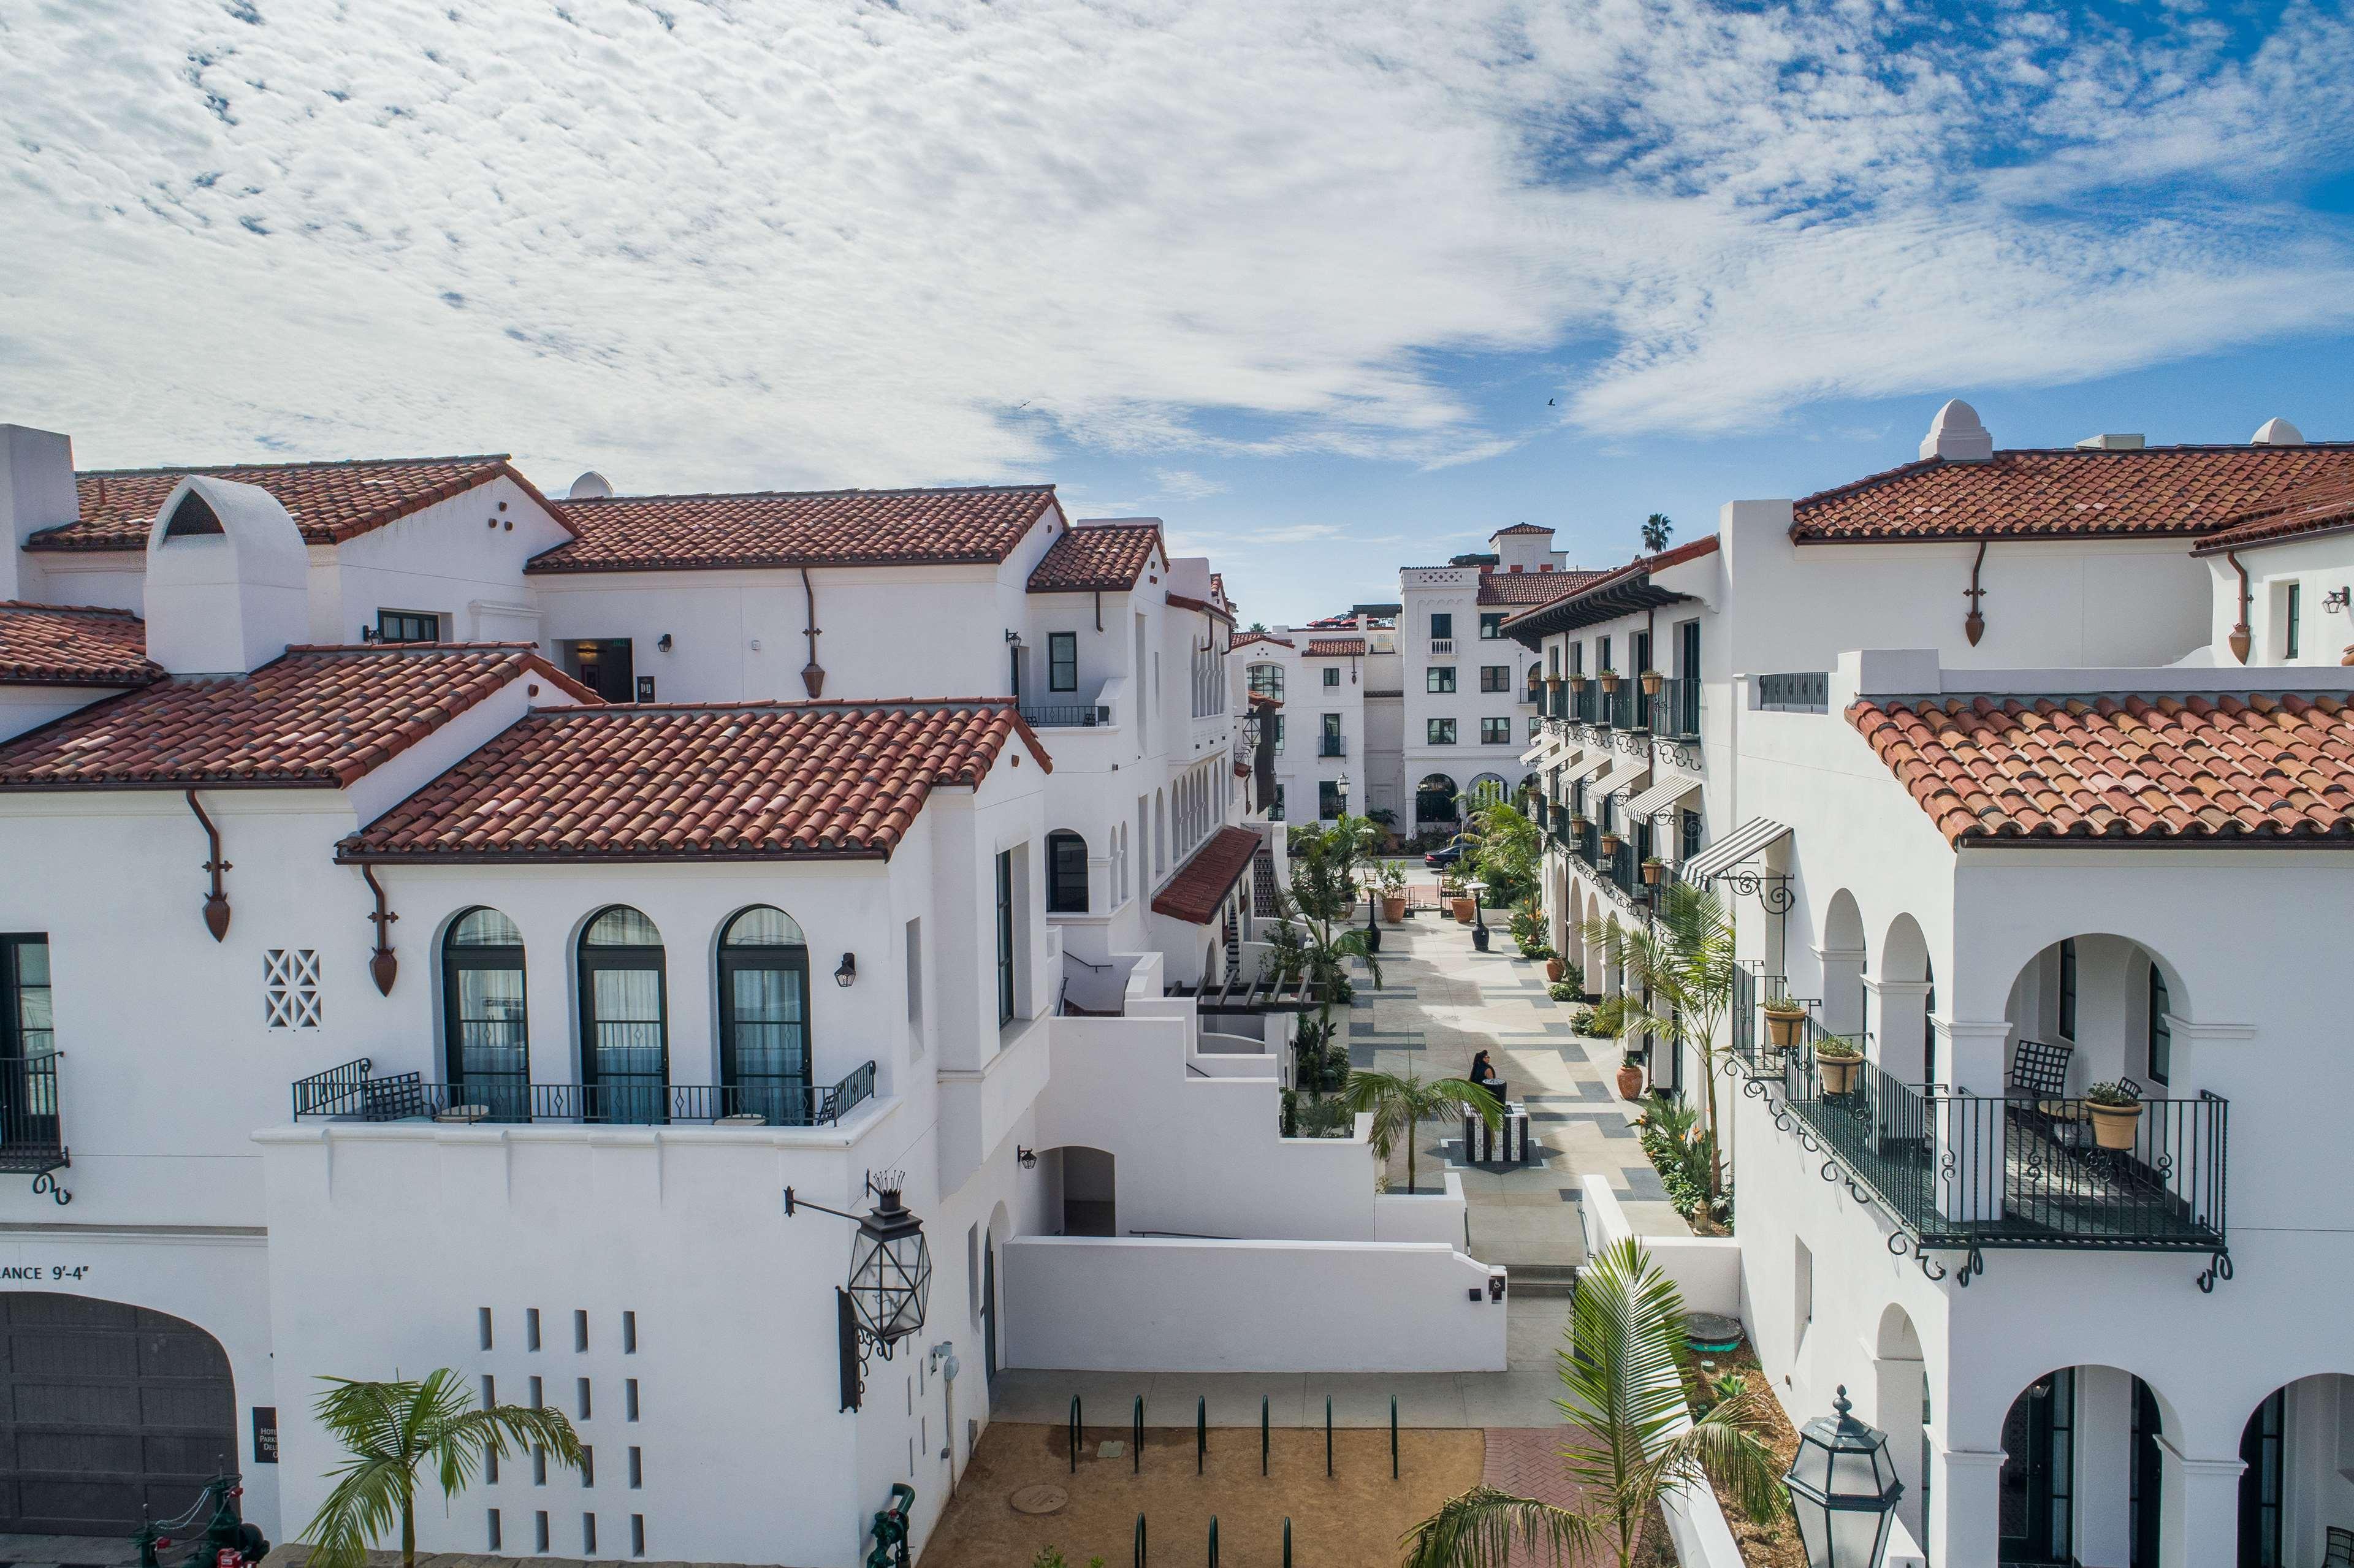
[1468,1049,1506,1105]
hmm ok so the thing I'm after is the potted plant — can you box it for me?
[1615,1051,1647,1101]
[1640,856,1664,886]
[1545,954,1566,983]
[1598,668,1621,693]
[1814,1037,1864,1096]
[1761,990,1807,1051]
[1640,668,1664,697]
[1379,862,1407,923]
[1568,813,1590,834]
[1598,831,1621,856]
[2085,1081,2144,1149]
[1568,672,1590,693]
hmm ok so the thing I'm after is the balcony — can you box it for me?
[0,1052,65,1176]
[1319,736,1347,758]
[291,1057,878,1128]
[1429,637,1454,656]
[1020,701,1114,728]
[1653,674,1701,739]
[1768,1021,2228,1275]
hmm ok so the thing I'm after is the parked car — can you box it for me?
[1423,835,1472,869]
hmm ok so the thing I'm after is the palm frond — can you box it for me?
[1401,1485,1595,1568]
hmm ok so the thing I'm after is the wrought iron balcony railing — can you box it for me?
[1765,1024,2229,1284]
[292,1058,878,1128]
[1019,702,1113,728]
[1319,737,1347,758]
[0,1052,66,1176]
[1654,674,1701,739]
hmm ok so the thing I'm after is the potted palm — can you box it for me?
[2085,1081,2144,1149]
[1814,1037,1864,1096]
[1762,991,1807,1051]
[1598,668,1621,693]
[1640,668,1664,697]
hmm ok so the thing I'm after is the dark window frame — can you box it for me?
[994,851,1016,1026]
[1047,631,1078,692]
[443,909,528,1121]
[1046,832,1089,915]
[1426,667,1457,694]
[1317,780,1343,820]
[2147,963,2171,1086]
[1322,666,1340,687]
[377,609,442,644]
[2059,937,2078,1040]
[1430,612,1453,641]
[2285,582,2301,660]
[577,907,669,1124]
[1480,664,1510,693]
[1480,717,1512,745]
[1427,717,1457,745]
[1479,612,1504,640]
[716,907,814,1122]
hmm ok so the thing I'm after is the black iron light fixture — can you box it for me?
[657,633,673,652]
[1781,1386,1903,1568]
[834,952,857,988]
[784,1171,934,1412]
[1017,1146,1038,1170]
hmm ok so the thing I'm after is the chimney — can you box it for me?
[2074,433,2146,451]
[1920,399,1994,462]
[0,425,79,602]
[2251,417,2305,447]
[569,470,614,499]
[143,476,311,675]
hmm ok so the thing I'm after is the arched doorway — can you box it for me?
[0,1295,234,1534]
[1415,773,1458,826]
[1995,1363,2177,1567]
[443,907,528,1122]
[1467,774,1508,811]
[1043,1146,1116,1236]
[578,905,667,1124]
[717,906,811,1124]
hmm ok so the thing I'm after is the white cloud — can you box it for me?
[0,0,2349,485]
[1149,467,1225,500]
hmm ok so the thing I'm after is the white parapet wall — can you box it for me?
[1374,1171,1471,1246]
[1579,1174,1742,1317]
[1002,1235,1507,1372]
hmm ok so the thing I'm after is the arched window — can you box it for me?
[1247,663,1284,702]
[1047,832,1089,913]
[718,907,810,1125]
[578,906,666,1124]
[2147,964,2171,1086]
[444,907,528,1121]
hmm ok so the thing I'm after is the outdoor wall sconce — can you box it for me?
[784,1171,934,1412]
[1018,1146,1038,1170]
[657,633,673,651]
[2326,587,2350,615]
[1782,1387,1902,1568]
[834,952,858,988]
[1487,1274,1506,1302]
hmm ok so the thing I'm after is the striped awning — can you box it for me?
[1559,750,1612,785]
[1683,816,1791,883]
[1603,764,1651,802]
[1624,774,1699,819]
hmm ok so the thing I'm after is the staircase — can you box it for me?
[1504,1262,1579,1298]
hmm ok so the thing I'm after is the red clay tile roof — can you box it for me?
[1849,691,2354,845]
[530,485,1058,573]
[28,457,562,552]
[1165,591,1230,621]
[1150,825,1263,923]
[1232,633,1293,650]
[1499,536,1720,635]
[0,644,592,790]
[2191,478,2354,555]
[1792,445,2354,544]
[0,602,159,687]
[1028,521,1164,592]
[343,699,1048,861]
[1490,523,1555,537]
[1304,637,1365,657]
[1479,568,1604,606]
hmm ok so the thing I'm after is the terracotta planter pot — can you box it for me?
[1382,895,1407,923]
[1452,897,1476,923]
[1615,1062,1646,1100]
[1640,669,1664,696]
[1818,1054,1862,1096]
[1545,957,1566,983]
[1641,860,1664,886]
[2087,1100,2144,1151]
[1764,1005,1806,1051]
[1599,834,1620,856]
[1599,671,1621,693]
[1545,676,1564,691]
[1569,675,1590,693]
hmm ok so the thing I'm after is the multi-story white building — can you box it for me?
[1230,609,1401,825]
[1514,402,2354,1567]
[0,426,1503,1567]
[1399,525,1595,833]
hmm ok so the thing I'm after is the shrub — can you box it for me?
[1550,981,1582,1003]
[1517,941,1554,962]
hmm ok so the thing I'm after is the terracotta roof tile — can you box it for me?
[2192,478,2354,554]
[1304,637,1365,657]
[1478,568,1604,606]
[1848,691,2354,846]
[345,699,1047,861]
[1149,825,1263,923]
[1232,633,1293,650]
[1499,536,1721,636]
[0,644,590,790]
[1028,522,1164,592]
[1792,445,2354,544]
[0,602,159,687]
[29,457,558,552]
[1490,523,1555,537]
[1165,591,1230,621]
[530,485,1057,573]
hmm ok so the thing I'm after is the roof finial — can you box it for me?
[1921,399,1993,463]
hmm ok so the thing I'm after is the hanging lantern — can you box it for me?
[845,1173,933,1349]
[1782,1386,1903,1568]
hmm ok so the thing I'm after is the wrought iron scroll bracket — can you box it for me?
[31,1171,69,1206]
[2196,1250,2234,1293]
[1951,1246,1986,1288]
[1717,868,1794,915]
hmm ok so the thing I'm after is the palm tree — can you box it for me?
[1582,880,1738,1200]
[1402,1237,1783,1568]
[1271,814,1384,1094]
[1640,512,1674,553]
[302,1369,583,1568]
[1342,1068,1500,1194]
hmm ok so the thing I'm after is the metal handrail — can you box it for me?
[1019,702,1112,728]
[292,1059,879,1128]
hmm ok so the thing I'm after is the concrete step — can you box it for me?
[1504,1263,1579,1297]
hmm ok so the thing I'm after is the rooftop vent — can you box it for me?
[2074,433,2146,451]
[164,489,226,537]
[2252,417,2306,447]
[568,470,614,500]
[1920,399,1993,462]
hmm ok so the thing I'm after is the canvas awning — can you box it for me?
[1623,774,1700,819]
[1558,750,1612,785]
[1682,816,1791,883]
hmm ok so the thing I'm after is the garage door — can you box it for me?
[0,1293,235,1535]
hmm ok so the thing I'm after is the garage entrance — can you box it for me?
[0,1293,235,1534]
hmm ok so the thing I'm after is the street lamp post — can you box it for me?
[1340,772,1381,954]
[1781,1386,1903,1568]
[1464,878,1491,952]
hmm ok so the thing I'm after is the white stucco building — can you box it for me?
[1515,402,2354,1568]
[0,428,1503,1567]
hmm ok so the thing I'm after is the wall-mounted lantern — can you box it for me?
[785,1171,934,1412]
[834,952,858,988]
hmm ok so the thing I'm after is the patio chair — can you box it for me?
[2324,1525,2353,1567]
[2005,1038,2075,1144]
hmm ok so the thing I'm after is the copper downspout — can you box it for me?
[1964,540,1989,646]
[799,566,826,698]
[2226,550,2253,663]
[361,864,400,995]
[185,791,232,941]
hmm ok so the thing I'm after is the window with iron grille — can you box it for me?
[264,949,322,1029]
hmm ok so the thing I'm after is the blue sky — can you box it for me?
[4,0,2352,626]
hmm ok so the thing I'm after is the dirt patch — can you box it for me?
[916,1422,1483,1568]
[1682,1344,1807,1568]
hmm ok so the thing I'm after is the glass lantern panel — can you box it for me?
[1830,1503,1892,1567]
[1789,1498,1830,1568]
[1791,1437,1834,1494]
